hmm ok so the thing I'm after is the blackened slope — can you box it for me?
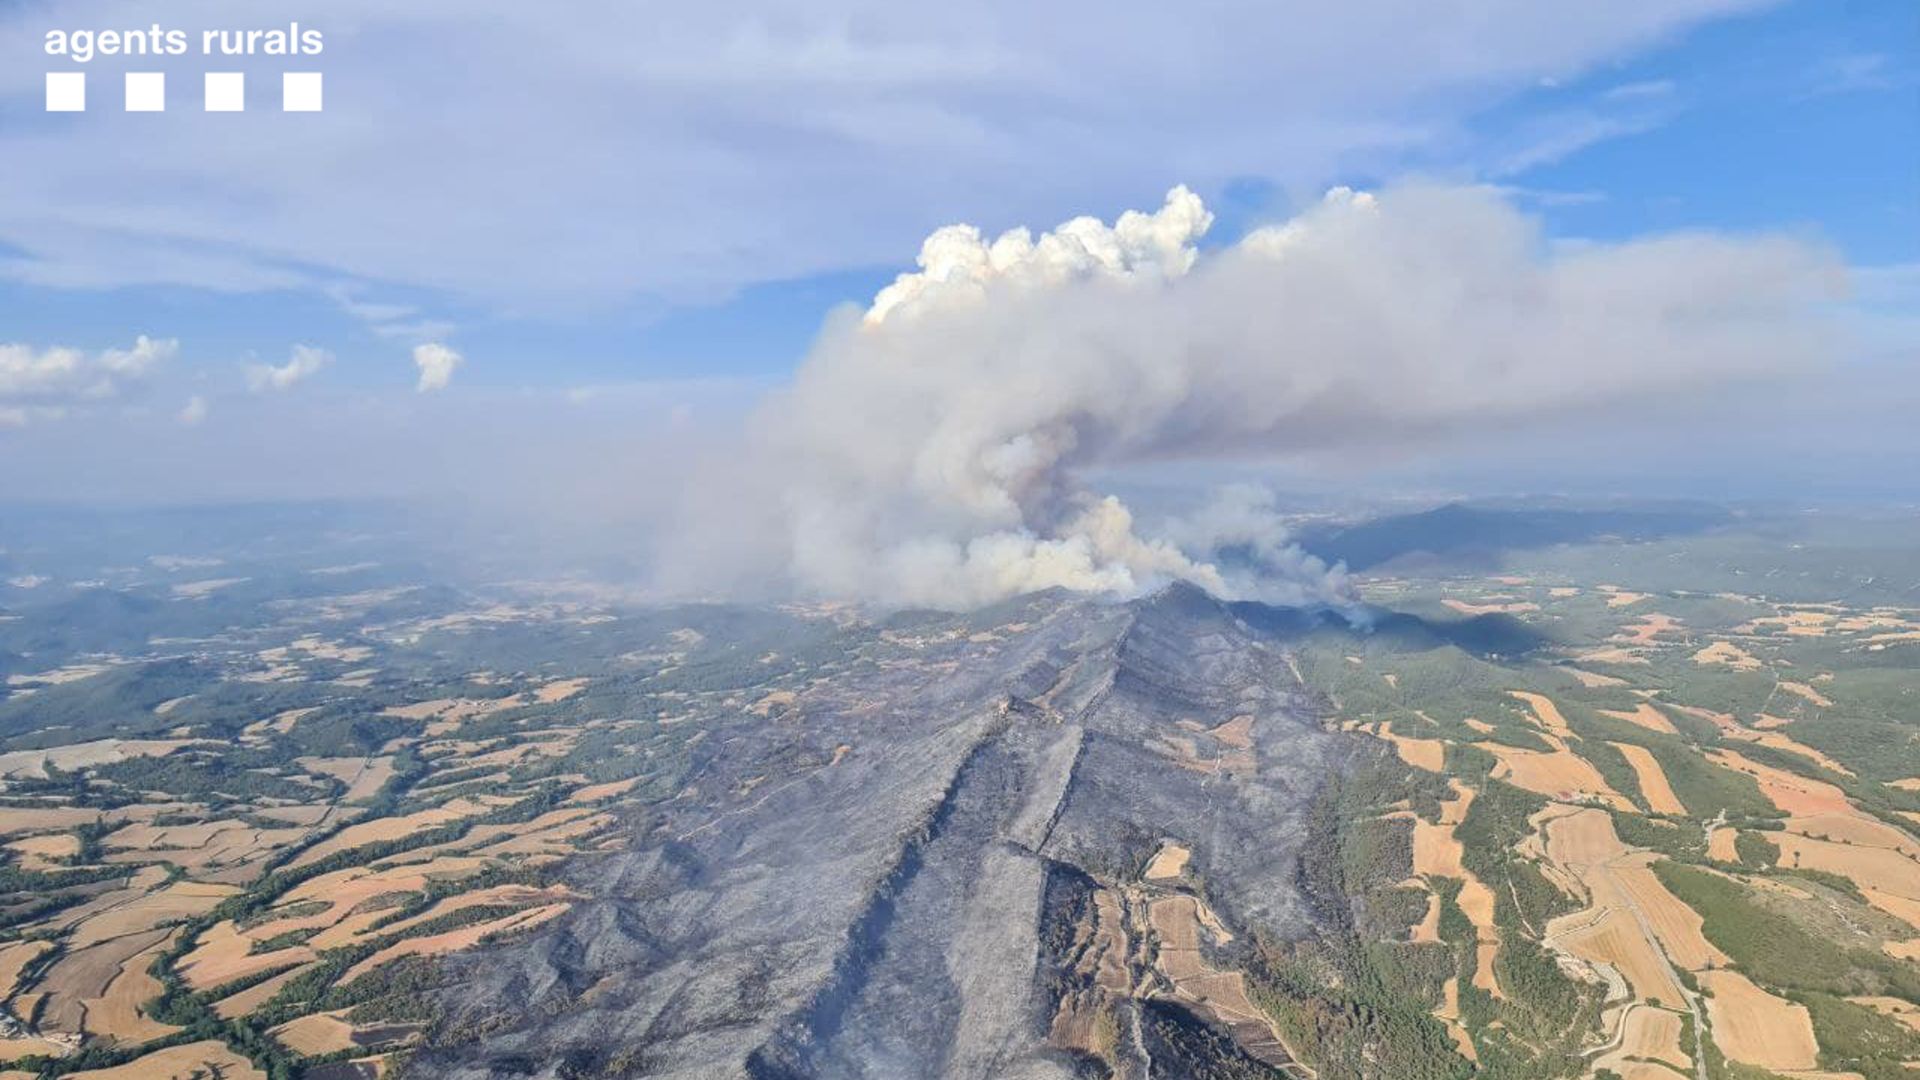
[412,587,1341,1078]
[415,599,1128,1079]
[1044,582,1342,943]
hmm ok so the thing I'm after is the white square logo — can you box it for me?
[45,72,85,112]
[283,72,323,112]
[125,72,165,112]
[205,72,245,112]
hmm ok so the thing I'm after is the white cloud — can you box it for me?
[1808,52,1897,97]
[1601,78,1676,101]
[412,343,462,392]
[662,183,1842,609]
[0,1,1767,308]
[0,336,176,424]
[177,396,210,426]
[245,345,333,393]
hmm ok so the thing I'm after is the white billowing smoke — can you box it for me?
[669,183,1838,610]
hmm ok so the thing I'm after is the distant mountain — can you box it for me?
[1297,500,1732,572]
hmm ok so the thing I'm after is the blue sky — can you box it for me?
[0,0,1913,501]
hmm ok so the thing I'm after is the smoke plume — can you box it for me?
[666,183,1839,609]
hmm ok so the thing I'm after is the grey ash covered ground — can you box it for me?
[418,584,1345,1079]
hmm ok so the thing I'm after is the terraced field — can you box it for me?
[1310,568,1920,1079]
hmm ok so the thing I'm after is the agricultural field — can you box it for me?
[0,502,1913,1078]
[1298,524,1920,1079]
[0,512,860,1079]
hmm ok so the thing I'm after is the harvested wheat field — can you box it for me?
[1707,826,1740,862]
[250,862,469,951]
[1601,587,1650,608]
[7,831,79,871]
[1408,781,1475,875]
[1475,739,1634,810]
[381,696,524,734]
[366,886,578,944]
[298,755,396,802]
[1409,812,1464,879]
[34,928,174,1034]
[0,940,50,998]
[1145,895,1296,1064]
[178,922,317,991]
[1612,864,1722,970]
[1547,908,1686,1010]
[271,1011,360,1055]
[103,820,305,877]
[82,932,180,1043]
[0,738,193,780]
[1432,977,1476,1061]
[1566,666,1629,688]
[469,736,578,770]
[1849,996,1920,1034]
[1397,780,1498,986]
[533,677,589,703]
[1599,703,1680,735]
[243,706,320,737]
[1574,646,1651,665]
[1368,720,1446,773]
[1443,598,1538,616]
[66,1038,266,1080]
[1597,1062,1689,1080]
[66,880,237,950]
[457,808,611,862]
[1144,843,1191,880]
[288,798,494,869]
[567,776,642,804]
[214,964,308,1019]
[1692,640,1762,670]
[1708,749,1852,817]
[1462,887,1502,1000]
[1696,969,1819,1071]
[1509,691,1575,737]
[1779,680,1834,707]
[1410,891,1442,943]
[338,902,570,985]
[1539,809,1721,1012]
[1610,742,1687,815]
[1743,729,1854,777]
[1770,833,1920,930]
[0,807,107,837]
[1786,812,1920,859]
[1594,1005,1690,1080]
[1615,612,1682,645]
[1740,609,1839,637]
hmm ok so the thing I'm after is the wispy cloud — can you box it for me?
[0,0,1770,312]
[245,345,333,393]
[1602,78,1677,101]
[1807,52,1898,97]
[1486,112,1662,177]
